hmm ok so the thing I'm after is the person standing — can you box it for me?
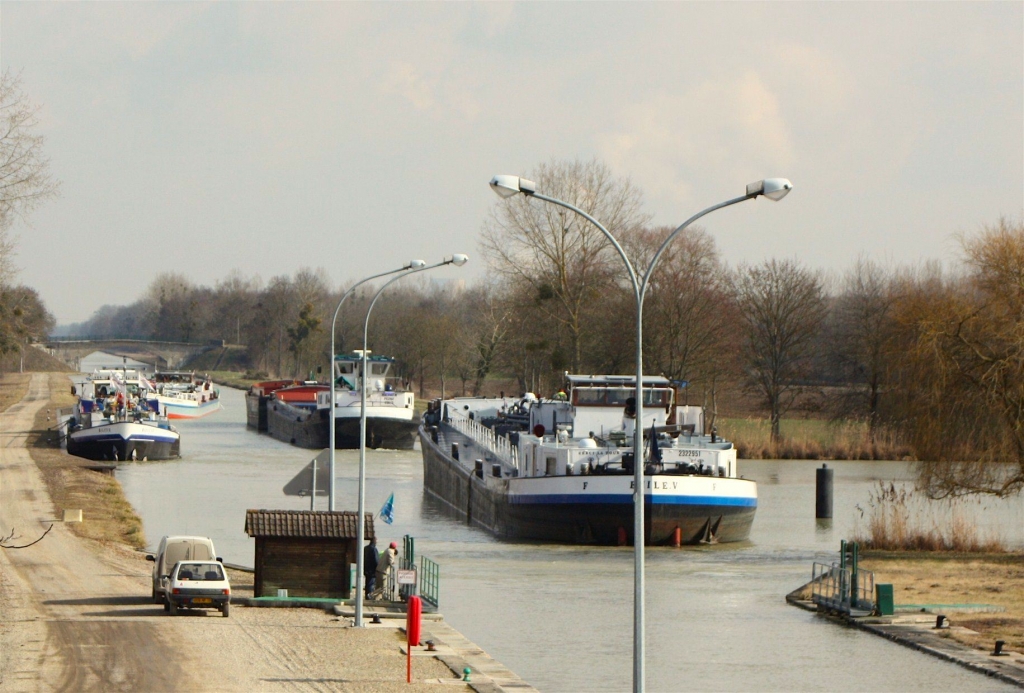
[362,538,378,599]
[370,542,397,600]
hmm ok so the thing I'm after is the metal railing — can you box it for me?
[447,413,518,468]
[811,562,876,616]
[420,556,440,609]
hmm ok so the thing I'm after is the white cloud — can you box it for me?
[599,71,794,206]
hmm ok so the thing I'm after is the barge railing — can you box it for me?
[447,414,519,469]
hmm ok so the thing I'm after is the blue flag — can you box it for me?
[379,492,395,525]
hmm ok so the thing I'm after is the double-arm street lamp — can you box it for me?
[353,253,469,627]
[489,174,792,692]
[327,261,427,511]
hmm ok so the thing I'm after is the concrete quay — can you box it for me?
[787,592,1024,688]
[330,602,538,692]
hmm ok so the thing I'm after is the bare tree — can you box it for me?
[0,70,60,249]
[480,158,649,374]
[0,284,54,355]
[828,257,899,438]
[0,71,59,355]
[735,259,827,442]
[627,225,733,388]
[891,219,1024,498]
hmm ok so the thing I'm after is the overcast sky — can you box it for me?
[3,2,1022,325]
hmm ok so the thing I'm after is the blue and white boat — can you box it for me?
[63,370,181,462]
[420,374,756,545]
[151,371,222,420]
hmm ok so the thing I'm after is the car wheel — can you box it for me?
[163,598,170,612]
[152,587,160,604]
[168,600,178,616]
[221,602,230,618]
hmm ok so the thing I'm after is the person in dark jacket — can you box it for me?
[363,538,378,599]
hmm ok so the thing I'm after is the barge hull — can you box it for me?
[67,435,180,462]
[334,417,418,450]
[420,427,754,545]
[245,393,269,431]
[266,401,418,450]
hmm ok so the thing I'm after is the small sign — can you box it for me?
[396,569,417,585]
[282,449,332,496]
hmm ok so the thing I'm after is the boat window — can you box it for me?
[337,363,355,374]
[572,387,673,407]
[370,363,389,376]
[545,457,557,476]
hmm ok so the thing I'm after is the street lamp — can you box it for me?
[353,253,469,627]
[490,173,791,692]
[328,261,427,510]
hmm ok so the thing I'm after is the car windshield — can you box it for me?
[177,563,224,581]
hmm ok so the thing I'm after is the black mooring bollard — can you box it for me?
[816,463,833,519]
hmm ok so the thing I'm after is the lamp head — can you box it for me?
[408,259,426,269]
[746,178,793,201]
[489,175,536,198]
[448,253,469,267]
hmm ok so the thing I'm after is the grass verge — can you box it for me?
[24,373,146,550]
[0,372,30,413]
[718,416,915,460]
[208,370,259,391]
[861,552,1024,653]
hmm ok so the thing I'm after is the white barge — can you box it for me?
[420,375,757,545]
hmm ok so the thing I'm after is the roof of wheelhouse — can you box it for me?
[565,374,671,386]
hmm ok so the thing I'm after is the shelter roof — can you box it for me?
[244,510,374,540]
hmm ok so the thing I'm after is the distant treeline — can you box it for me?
[43,162,1024,498]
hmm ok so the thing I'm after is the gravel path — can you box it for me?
[0,373,460,691]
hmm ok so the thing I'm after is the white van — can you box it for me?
[146,535,220,602]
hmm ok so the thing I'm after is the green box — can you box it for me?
[876,583,894,616]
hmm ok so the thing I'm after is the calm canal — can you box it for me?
[118,386,1023,692]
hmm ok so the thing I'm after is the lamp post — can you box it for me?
[328,261,427,510]
[489,174,792,692]
[353,253,469,627]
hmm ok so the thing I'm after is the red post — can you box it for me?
[407,595,422,646]
[617,526,627,546]
[673,527,681,547]
[406,596,422,684]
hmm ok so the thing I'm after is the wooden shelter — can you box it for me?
[244,509,374,598]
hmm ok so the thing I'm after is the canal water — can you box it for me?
[118,386,1023,692]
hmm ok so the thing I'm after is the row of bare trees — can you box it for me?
[0,71,59,358]
[37,158,1024,499]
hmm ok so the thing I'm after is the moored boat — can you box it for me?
[245,379,301,431]
[63,370,180,462]
[266,383,330,448]
[151,371,222,419]
[420,374,757,545]
[261,352,419,450]
[323,352,418,450]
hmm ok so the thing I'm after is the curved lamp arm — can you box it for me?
[328,259,425,512]
[490,175,640,298]
[639,178,793,299]
[354,253,468,629]
[331,260,426,359]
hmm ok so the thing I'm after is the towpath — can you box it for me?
[0,373,459,691]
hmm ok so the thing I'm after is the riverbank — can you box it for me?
[861,552,1024,653]
[787,550,1024,688]
[0,372,531,691]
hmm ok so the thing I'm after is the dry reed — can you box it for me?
[854,481,1005,552]
[722,416,915,461]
